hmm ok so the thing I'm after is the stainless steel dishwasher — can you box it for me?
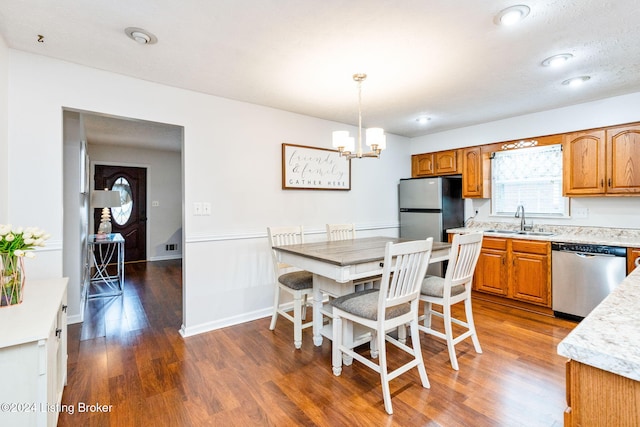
[552,242,627,319]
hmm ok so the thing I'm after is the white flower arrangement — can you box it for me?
[0,224,50,258]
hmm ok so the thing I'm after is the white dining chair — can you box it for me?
[331,238,433,415]
[418,232,483,370]
[326,223,379,291]
[267,225,314,349]
[326,223,357,241]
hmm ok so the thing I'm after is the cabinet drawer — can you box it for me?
[482,237,507,250]
[512,239,549,255]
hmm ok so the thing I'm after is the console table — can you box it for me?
[87,233,125,298]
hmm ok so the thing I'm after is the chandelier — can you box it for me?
[332,73,386,159]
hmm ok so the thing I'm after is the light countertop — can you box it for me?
[0,277,68,348]
[557,267,640,381]
[448,221,640,247]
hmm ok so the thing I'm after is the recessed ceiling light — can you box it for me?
[494,5,530,26]
[124,27,157,45]
[416,116,431,124]
[562,76,591,87]
[541,53,573,67]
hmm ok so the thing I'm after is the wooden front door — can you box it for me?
[94,165,147,262]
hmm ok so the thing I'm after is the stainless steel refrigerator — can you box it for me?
[399,176,464,275]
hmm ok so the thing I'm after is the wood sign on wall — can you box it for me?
[282,143,351,190]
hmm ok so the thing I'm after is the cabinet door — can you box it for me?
[435,150,458,174]
[462,147,483,198]
[511,240,551,306]
[412,153,435,177]
[473,238,508,296]
[606,124,640,194]
[563,130,606,195]
[627,247,640,274]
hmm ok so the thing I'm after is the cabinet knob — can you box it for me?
[608,178,612,187]
[55,328,62,338]
[62,305,68,313]
[600,179,604,188]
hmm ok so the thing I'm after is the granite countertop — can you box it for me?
[448,220,640,247]
[557,267,640,381]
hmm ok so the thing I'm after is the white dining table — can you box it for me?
[273,236,451,347]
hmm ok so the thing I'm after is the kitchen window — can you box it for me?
[491,144,568,217]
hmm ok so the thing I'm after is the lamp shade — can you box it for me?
[91,190,122,208]
[366,128,386,150]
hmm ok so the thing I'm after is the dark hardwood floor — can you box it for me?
[59,260,577,426]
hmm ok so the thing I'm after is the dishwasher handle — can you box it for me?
[575,252,595,258]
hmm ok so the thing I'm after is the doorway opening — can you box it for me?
[94,164,147,262]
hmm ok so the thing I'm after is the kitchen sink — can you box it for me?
[484,229,518,234]
[484,229,555,236]
[515,231,556,236]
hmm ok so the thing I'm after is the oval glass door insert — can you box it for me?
[111,177,133,225]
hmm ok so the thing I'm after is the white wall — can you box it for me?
[6,50,411,336]
[411,93,640,229]
[88,143,182,261]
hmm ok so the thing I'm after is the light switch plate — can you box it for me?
[194,202,202,216]
[203,202,211,215]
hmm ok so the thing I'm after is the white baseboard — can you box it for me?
[149,254,183,261]
[67,313,83,324]
[179,307,272,338]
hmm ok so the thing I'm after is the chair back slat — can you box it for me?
[445,232,483,291]
[326,223,356,241]
[267,226,306,273]
[379,238,433,318]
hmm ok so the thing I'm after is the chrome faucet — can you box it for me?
[515,205,528,231]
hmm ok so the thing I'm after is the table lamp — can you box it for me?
[91,189,122,236]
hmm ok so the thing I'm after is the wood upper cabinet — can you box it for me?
[462,146,490,198]
[411,150,460,177]
[435,150,458,174]
[564,124,640,196]
[412,153,435,176]
[563,130,606,195]
[473,237,508,296]
[607,124,640,194]
[473,237,551,307]
[510,240,551,306]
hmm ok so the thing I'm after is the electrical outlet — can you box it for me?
[573,207,589,219]
[152,201,160,207]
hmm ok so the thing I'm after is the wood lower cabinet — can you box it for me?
[511,240,551,306]
[473,237,508,296]
[628,247,640,274]
[473,237,551,308]
[564,359,640,426]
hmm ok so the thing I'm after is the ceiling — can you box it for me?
[2,0,640,149]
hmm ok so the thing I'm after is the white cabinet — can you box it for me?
[0,278,68,427]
